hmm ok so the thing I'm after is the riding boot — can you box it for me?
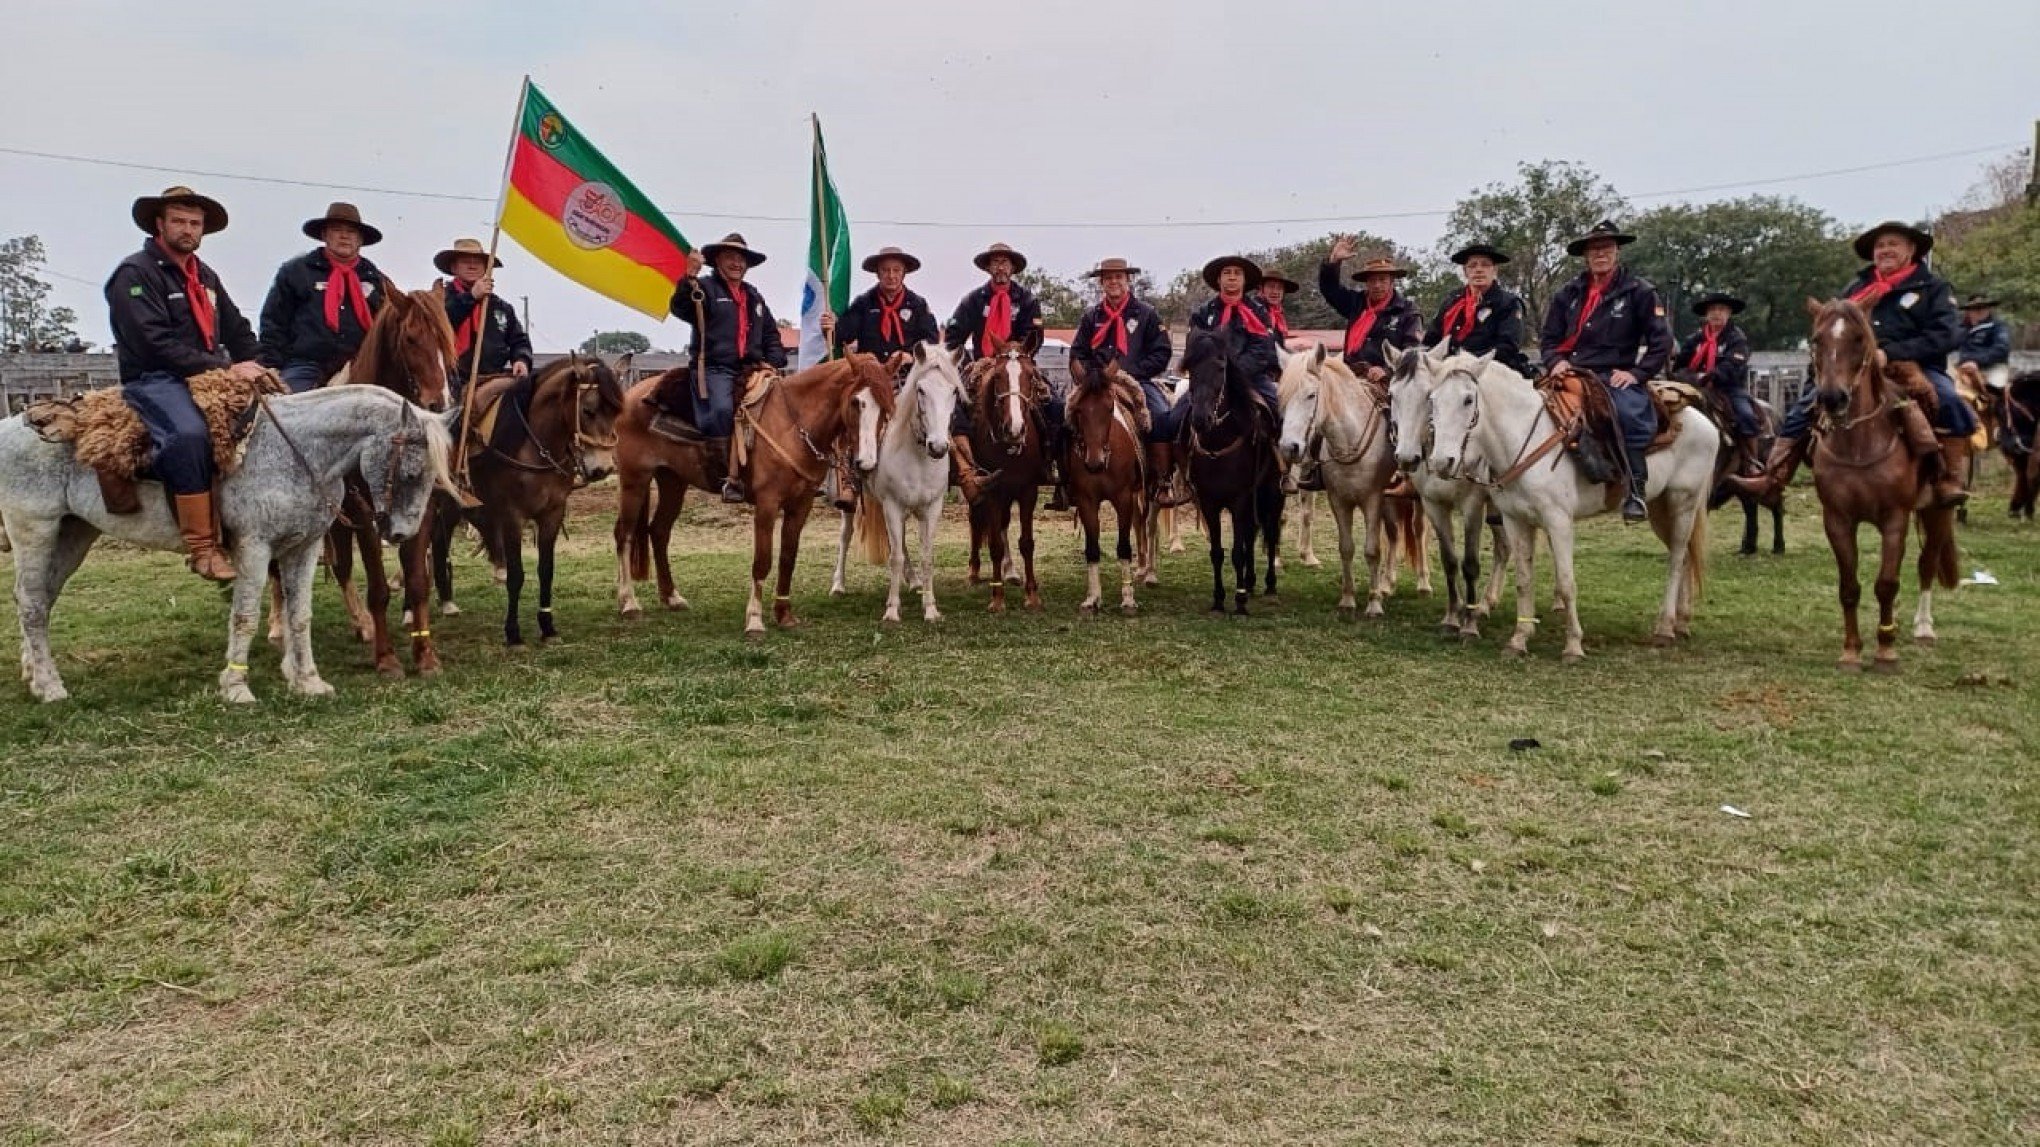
[950,434,985,504]
[1724,435,1806,500]
[1933,435,1971,509]
[832,453,858,512]
[709,438,747,504]
[1621,446,1649,522]
[1297,450,1326,492]
[174,492,238,582]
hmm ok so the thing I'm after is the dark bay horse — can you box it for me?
[320,283,456,676]
[1064,356,1150,615]
[466,356,626,646]
[1804,298,1960,671]
[1708,398,1786,556]
[1182,330,1282,615]
[966,335,1049,612]
[1998,370,2040,521]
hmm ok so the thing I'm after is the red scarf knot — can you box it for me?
[323,255,372,337]
[452,280,483,357]
[1849,263,1916,308]
[1551,273,1614,356]
[1090,296,1132,355]
[1439,287,1483,347]
[877,289,908,347]
[725,276,751,354]
[161,241,216,351]
[1217,295,1269,337]
[1687,324,1723,376]
[981,284,1013,353]
[1267,301,1289,339]
[1343,293,1393,356]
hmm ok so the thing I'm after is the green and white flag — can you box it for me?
[800,115,852,368]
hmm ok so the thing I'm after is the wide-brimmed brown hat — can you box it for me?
[1083,257,1143,280]
[1852,220,1933,261]
[1259,271,1300,294]
[861,246,921,274]
[1201,255,1263,291]
[972,242,1029,274]
[302,201,383,246]
[1691,291,1746,316]
[1565,219,1636,257]
[1450,243,1512,266]
[433,237,503,275]
[1349,255,1410,281]
[701,232,767,267]
[131,185,228,235]
[1961,293,1999,310]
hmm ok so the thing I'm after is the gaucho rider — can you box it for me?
[438,236,534,388]
[824,244,940,509]
[1539,219,1674,522]
[257,201,387,394]
[668,232,788,504]
[1675,291,1760,474]
[1071,257,1174,507]
[944,242,1046,504]
[104,185,267,582]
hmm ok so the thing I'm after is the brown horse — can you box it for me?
[319,284,457,676]
[465,356,626,646]
[610,368,729,618]
[1804,298,1960,672]
[965,336,1050,612]
[1064,356,1150,615]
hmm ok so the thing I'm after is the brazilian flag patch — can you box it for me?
[129,285,144,297]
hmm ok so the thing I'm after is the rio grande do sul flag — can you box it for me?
[799,115,851,369]
[497,79,690,319]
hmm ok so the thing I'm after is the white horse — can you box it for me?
[1388,343,1510,639]
[1277,345,1400,618]
[833,342,963,623]
[1425,353,1716,661]
[0,386,455,703]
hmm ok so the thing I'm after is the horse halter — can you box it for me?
[495,365,617,485]
[371,399,424,525]
[976,351,1037,454]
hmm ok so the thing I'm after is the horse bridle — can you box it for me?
[975,351,1039,455]
[371,400,425,523]
[488,366,617,485]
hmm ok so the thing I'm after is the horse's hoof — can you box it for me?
[220,683,255,705]
[1870,657,1900,675]
[1436,622,1458,638]
[31,681,70,704]
[1025,595,1043,612]
[987,601,1006,615]
[1301,556,1322,568]
[1739,546,1757,557]
[1005,573,1023,586]
[1120,603,1139,617]
[1836,658,1862,673]
[1208,608,1227,619]
[1364,603,1386,619]
[440,601,461,617]
[293,677,336,698]
[881,614,901,626]
[829,586,846,598]
[926,611,944,624]
[621,605,644,620]
[1500,645,1526,660]
[743,628,765,643]
[1079,602,1100,617]
[1417,586,1434,598]
[664,594,689,611]
[353,628,375,645]
[1561,650,1585,665]
[492,569,507,586]
[375,660,405,679]
[1459,626,1482,642]
[1338,605,1359,622]
[1650,632,1676,649]
[1913,633,1937,647]
[1142,574,1160,588]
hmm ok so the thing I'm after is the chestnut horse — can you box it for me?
[965,335,1050,612]
[465,356,626,646]
[1803,299,1960,671]
[1182,330,1282,616]
[1064,356,1150,615]
[319,283,457,676]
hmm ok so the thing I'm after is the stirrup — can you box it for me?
[721,478,748,505]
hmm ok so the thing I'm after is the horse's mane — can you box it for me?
[352,289,455,397]
[1180,329,1225,376]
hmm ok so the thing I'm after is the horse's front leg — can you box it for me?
[615,471,649,618]
[1202,499,1226,615]
[774,495,813,629]
[745,504,772,640]
[1423,499,1463,633]
[882,502,906,624]
[1541,515,1584,663]
[278,538,334,698]
[220,539,270,705]
[431,496,460,616]
[981,503,1009,613]
[918,504,942,623]
[1296,490,1320,567]
[498,516,526,648]
[1078,499,1105,615]
[535,510,563,644]
[1500,512,1539,658]
[1361,493,1389,618]
[649,471,688,610]
[1823,510,1863,672]
[1739,494,1760,556]
[1652,495,1698,648]
[328,524,373,644]
[1018,493,1041,611]
[402,527,441,673]
[830,506,855,598]
[1332,495,1359,619]
[266,574,285,646]
[1116,493,1139,616]
[1231,497,1256,615]
[1872,512,1907,672]
[356,519,401,677]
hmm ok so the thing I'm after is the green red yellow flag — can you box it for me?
[498,79,690,319]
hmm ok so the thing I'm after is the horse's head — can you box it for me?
[1385,342,1437,472]
[357,395,457,543]
[1424,349,1492,481]
[539,354,626,483]
[1182,328,1234,433]
[971,336,1042,446]
[841,353,897,474]
[902,340,964,461]
[1807,297,1880,417]
[357,283,455,412]
[1277,343,1327,465]
[1065,356,1121,474]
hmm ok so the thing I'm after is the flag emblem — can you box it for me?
[562,181,626,250]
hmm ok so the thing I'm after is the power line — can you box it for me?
[0,140,2023,231]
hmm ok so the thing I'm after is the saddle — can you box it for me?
[23,368,286,514]
[1109,374,1151,438]
[1532,370,1684,491]
[459,372,521,452]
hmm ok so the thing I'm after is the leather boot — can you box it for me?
[710,438,746,504]
[1297,454,1326,491]
[174,492,237,582]
[1933,435,1971,508]
[1724,435,1806,500]
[950,434,985,504]
[832,453,858,512]
[1621,446,1649,522]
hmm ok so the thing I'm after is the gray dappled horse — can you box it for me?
[0,386,455,703]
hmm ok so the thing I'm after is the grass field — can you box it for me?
[2,475,2036,1145]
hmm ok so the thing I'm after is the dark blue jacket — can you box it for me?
[444,282,535,375]
[670,274,788,370]
[256,249,387,374]
[1071,297,1172,382]
[1319,262,1425,371]
[1839,263,1960,372]
[1188,294,1279,383]
[104,241,259,383]
[944,281,1044,358]
[1674,322,1750,391]
[1959,315,2012,369]
[833,285,940,358]
[1423,284,1534,377]
[1539,266,1673,380]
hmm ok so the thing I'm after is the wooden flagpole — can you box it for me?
[453,76,530,489]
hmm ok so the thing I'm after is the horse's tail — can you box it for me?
[858,492,888,566]
[0,510,10,553]
[1398,497,1427,571]
[627,487,652,582]
[1685,501,1708,602]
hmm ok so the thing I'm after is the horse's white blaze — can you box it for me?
[1831,317,1846,340]
[1005,357,1024,439]
[855,391,882,471]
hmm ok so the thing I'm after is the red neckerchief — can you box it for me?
[1849,263,1917,307]
[323,254,372,336]
[158,240,217,350]
[1266,299,1290,339]
[982,283,1013,353]
[1551,272,1614,356]
[1343,292,1392,356]
[452,280,483,357]
[724,275,751,353]
[1687,323,1723,375]
[877,288,907,347]
[1438,286,1484,346]
[1217,293,1269,337]
[1090,295,1132,355]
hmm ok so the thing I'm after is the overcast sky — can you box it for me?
[5,0,2034,350]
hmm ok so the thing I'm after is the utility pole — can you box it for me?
[2028,118,2039,207]
[520,295,530,334]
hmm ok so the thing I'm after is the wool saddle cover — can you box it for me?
[24,368,287,482]
[1538,369,1685,457]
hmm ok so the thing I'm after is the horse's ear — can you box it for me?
[885,351,910,375]
[913,340,930,365]
[1068,356,1090,387]
[1277,346,1293,370]
[1020,326,1044,357]
[1310,343,1327,369]
[1385,344,1403,370]
[1804,297,1824,318]
[614,351,634,376]
[432,276,445,293]
[985,333,1007,358]
[1474,351,1495,369]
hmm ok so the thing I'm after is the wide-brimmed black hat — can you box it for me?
[1201,255,1263,291]
[972,242,1029,274]
[1566,219,1636,256]
[861,246,922,274]
[1449,243,1512,266]
[433,237,503,275]
[302,201,383,246]
[1960,293,1999,310]
[1348,255,1411,282]
[1852,220,1933,261]
[1690,291,1746,316]
[132,185,228,235]
[701,232,767,267]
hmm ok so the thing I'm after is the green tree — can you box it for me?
[0,235,80,351]
[1624,196,1858,350]
[1150,232,1416,330]
[1438,161,1627,336]
[579,329,652,355]
[1017,268,1086,327]
[1935,150,2038,346]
